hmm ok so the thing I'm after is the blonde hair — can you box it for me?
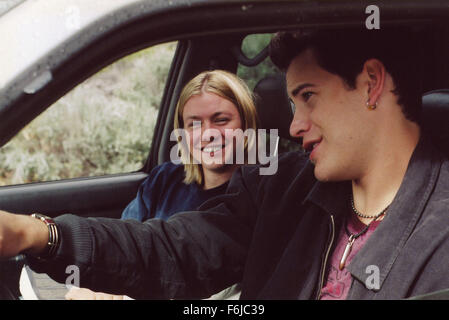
[173,70,258,185]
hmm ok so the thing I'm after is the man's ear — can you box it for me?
[363,59,386,106]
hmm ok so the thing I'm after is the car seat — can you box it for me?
[253,73,301,158]
[422,89,449,157]
[253,73,296,142]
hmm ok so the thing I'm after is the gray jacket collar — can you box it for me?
[306,136,442,291]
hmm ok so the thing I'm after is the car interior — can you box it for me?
[0,1,447,218]
[1,0,449,300]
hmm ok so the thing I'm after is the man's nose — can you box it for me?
[289,112,311,138]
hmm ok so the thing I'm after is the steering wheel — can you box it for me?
[0,255,25,300]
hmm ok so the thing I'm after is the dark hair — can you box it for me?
[269,27,426,124]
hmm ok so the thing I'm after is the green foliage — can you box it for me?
[0,42,177,186]
[237,33,279,90]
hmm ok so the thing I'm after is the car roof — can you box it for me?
[0,0,146,90]
[2,0,446,94]
[0,0,271,92]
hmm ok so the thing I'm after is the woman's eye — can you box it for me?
[215,118,229,123]
[187,121,201,128]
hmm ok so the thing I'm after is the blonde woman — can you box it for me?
[65,70,258,300]
[123,69,257,221]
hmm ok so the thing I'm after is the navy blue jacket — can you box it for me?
[121,162,228,221]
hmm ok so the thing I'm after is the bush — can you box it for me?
[0,42,177,186]
[237,33,278,90]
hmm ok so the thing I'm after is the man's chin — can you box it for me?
[314,165,348,183]
[313,165,333,182]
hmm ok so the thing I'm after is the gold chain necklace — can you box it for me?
[339,197,389,270]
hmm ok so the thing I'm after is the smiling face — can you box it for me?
[182,91,243,174]
[287,49,376,182]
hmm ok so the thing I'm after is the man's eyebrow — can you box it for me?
[290,83,316,97]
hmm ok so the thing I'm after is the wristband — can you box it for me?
[30,213,60,259]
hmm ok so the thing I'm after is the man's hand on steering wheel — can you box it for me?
[0,210,48,258]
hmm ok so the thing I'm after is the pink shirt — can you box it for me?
[319,212,381,300]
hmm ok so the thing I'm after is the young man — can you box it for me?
[0,27,448,299]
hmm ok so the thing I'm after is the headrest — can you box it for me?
[253,74,298,142]
[422,89,449,137]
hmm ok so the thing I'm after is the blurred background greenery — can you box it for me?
[0,42,176,185]
[0,34,285,186]
[238,33,278,90]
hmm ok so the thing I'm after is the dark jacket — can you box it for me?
[30,137,449,299]
[121,161,228,221]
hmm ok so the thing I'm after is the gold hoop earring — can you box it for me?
[366,101,377,110]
